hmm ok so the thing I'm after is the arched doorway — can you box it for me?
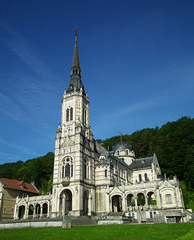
[112,195,122,212]
[35,204,41,217]
[18,205,25,219]
[42,203,48,217]
[83,190,89,215]
[28,204,34,218]
[147,192,156,206]
[137,193,145,206]
[127,194,135,208]
[60,189,72,216]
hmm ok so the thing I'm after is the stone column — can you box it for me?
[33,205,35,219]
[88,195,92,216]
[15,206,19,220]
[40,205,43,218]
[134,196,138,210]
[24,205,28,219]
[145,196,148,209]
[110,196,112,212]
[106,192,110,213]
[47,201,50,218]
[62,194,66,216]
[174,189,178,208]
[122,193,126,211]
[156,188,161,209]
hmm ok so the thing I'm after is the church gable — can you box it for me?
[61,137,74,147]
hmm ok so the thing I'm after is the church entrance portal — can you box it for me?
[112,195,122,212]
[60,189,72,216]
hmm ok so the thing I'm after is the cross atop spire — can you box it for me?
[120,131,123,142]
[74,27,79,36]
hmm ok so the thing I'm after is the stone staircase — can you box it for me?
[96,212,132,225]
[71,216,97,226]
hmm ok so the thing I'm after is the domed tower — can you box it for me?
[112,140,135,165]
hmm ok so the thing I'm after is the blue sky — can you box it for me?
[0,0,193,164]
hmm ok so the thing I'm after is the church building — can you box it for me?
[13,32,190,224]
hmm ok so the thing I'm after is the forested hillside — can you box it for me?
[0,152,54,194]
[0,116,193,209]
[102,116,194,190]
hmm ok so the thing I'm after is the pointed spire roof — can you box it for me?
[72,34,80,68]
[67,30,85,93]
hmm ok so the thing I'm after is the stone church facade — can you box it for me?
[14,33,190,223]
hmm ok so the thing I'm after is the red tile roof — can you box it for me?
[0,178,39,194]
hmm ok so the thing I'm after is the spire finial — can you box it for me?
[120,131,123,142]
[74,27,79,37]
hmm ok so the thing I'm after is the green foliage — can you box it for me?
[151,200,157,206]
[180,181,194,211]
[103,116,194,190]
[176,228,194,240]
[0,152,54,194]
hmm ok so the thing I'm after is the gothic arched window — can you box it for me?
[145,173,148,182]
[83,159,89,179]
[84,110,86,125]
[65,163,70,177]
[83,160,87,179]
[70,107,73,121]
[139,174,142,182]
[62,157,73,178]
[66,109,69,122]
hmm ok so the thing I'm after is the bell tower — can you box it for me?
[51,31,95,217]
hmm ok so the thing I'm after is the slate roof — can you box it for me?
[67,34,84,92]
[0,178,39,194]
[112,142,133,152]
[95,141,109,157]
[129,157,153,170]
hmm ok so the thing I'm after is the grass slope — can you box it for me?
[0,223,194,240]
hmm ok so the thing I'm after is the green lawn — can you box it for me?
[0,223,194,240]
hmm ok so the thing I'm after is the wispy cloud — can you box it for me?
[0,152,20,163]
[0,92,23,120]
[1,25,57,82]
[0,25,60,133]
[0,137,37,156]
[97,82,194,126]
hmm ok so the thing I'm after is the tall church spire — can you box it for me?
[67,29,84,93]
[72,28,80,68]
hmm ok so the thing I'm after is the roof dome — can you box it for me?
[112,142,133,152]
